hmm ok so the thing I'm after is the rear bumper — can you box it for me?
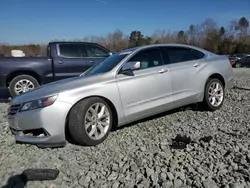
[0,88,10,102]
[0,73,9,99]
[225,76,234,90]
[0,73,7,88]
[224,66,235,90]
[0,87,9,93]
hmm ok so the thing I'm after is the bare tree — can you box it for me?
[1,16,250,57]
[151,29,177,44]
[106,29,128,52]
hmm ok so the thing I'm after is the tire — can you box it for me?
[68,97,113,146]
[9,74,40,97]
[235,63,241,68]
[202,78,225,111]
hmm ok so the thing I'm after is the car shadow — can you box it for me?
[0,90,11,103]
[66,103,206,146]
[112,103,206,132]
[233,86,250,91]
[2,169,59,188]
[0,98,10,103]
[1,173,27,188]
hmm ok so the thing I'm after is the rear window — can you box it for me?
[167,47,198,63]
[160,47,205,64]
[85,44,110,58]
[191,49,205,59]
[47,45,50,57]
[58,43,87,57]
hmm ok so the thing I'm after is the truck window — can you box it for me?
[58,43,87,58]
[47,45,51,57]
[86,44,110,58]
[82,53,128,76]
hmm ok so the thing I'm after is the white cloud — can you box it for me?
[95,0,107,4]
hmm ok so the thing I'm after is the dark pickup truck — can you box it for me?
[232,55,250,68]
[0,42,112,97]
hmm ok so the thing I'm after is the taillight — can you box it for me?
[229,59,233,66]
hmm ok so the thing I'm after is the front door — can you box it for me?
[115,47,173,122]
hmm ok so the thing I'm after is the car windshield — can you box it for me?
[81,52,130,76]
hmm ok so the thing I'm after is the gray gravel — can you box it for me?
[1,68,250,188]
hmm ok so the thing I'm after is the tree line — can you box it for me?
[0,17,249,57]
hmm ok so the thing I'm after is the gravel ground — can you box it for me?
[0,68,250,188]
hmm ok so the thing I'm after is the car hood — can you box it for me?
[11,74,104,105]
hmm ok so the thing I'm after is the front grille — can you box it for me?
[8,104,21,116]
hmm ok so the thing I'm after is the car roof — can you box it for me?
[118,43,213,55]
[48,41,100,45]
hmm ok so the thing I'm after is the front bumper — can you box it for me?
[7,100,73,147]
[226,76,234,90]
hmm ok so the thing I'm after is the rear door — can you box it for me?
[85,43,111,67]
[160,46,206,106]
[53,43,90,80]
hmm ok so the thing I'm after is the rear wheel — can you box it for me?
[9,75,40,97]
[68,97,113,146]
[235,62,241,68]
[202,78,225,111]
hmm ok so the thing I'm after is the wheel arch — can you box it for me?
[64,95,119,140]
[206,73,225,88]
[200,72,225,102]
[200,72,226,111]
[6,70,42,87]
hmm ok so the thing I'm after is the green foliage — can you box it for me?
[176,30,187,43]
[128,30,151,48]
[219,27,226,37]
[238,17,249,29]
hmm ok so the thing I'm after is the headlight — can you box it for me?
[20,95,58,112]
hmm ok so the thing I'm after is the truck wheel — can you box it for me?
[202,78,225,111]
[9,75,40,97]
[68,97,113,146]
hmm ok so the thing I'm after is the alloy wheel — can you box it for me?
[84,102,111,140]
[208,82,224,107]
[14,79,35,95]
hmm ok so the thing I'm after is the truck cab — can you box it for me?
[48,42,112,81]
[0,42,112,97]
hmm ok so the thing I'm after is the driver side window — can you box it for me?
[128,48,163,70]
[86,44,110,58]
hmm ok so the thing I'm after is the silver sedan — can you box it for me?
[7,44,234,147]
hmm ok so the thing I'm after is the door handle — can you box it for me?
[193,63,200,67]
[58,60,63,64]
[158,68,168,73]
[89,60,95,63]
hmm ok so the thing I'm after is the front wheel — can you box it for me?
[68,97,113,146]
[202,78,225,111]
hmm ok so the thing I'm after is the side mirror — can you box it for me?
[121,61,141,72]
[109,52,113,56]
